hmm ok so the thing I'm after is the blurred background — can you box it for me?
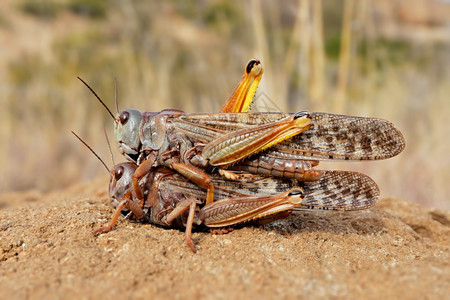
[0,0,449,209]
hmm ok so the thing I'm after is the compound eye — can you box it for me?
[115,165,124,181]
[246,59,260,74]
[119,111,129,125]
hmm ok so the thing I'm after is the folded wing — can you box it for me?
[172,112,405,162]
[161,170,379,211]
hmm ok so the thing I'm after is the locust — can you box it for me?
[100,161,379,252]
[79,59,405,232]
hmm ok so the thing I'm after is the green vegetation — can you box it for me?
[67,0,107,19]
[19,0,108,19]
[19,0,62,19]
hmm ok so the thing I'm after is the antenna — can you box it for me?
[104,127,115,166]
[71,131,110,174]
[77,77,116,121]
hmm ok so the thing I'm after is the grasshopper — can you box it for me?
[100,162,379,252]
[79,59,404,225]
[72,114,378,253]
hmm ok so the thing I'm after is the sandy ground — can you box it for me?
[0,176,449,299]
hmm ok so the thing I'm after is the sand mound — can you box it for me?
[0,177,448,299]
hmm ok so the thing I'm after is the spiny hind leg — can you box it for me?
[199,189,305,227]
[220,59,263,113]
[203,111,312,166]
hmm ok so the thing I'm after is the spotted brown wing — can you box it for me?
[294,170,379,211]
[162,170,379,211]
[212,170,379,211]
[272,112,405,161]
[173,112,405,161]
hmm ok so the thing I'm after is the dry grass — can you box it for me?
[0,0,449,209]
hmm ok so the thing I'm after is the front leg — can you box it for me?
[132,152,157,207]
[93,192,145,235]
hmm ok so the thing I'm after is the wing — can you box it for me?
[294,170,379,211]
[172,112,405,161]
[273,112,405,161]
[161,170,379,211]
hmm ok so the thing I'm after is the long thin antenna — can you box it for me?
[114,77,119,114]
[77,77,116,121]
[72,131,110,174]
[104,127,115,166]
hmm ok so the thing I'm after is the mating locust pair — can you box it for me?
[78,59,405,252]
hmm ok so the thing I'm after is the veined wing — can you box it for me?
[172,112,405,161]
[294,170,379,211]
[273,112,405,161]
[172,112,289,140]
[161,170,379,211]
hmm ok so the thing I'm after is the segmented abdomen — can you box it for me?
[229,156,323,181]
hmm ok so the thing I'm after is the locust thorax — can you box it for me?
[114,109,185,163]
[114,109,143,162]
